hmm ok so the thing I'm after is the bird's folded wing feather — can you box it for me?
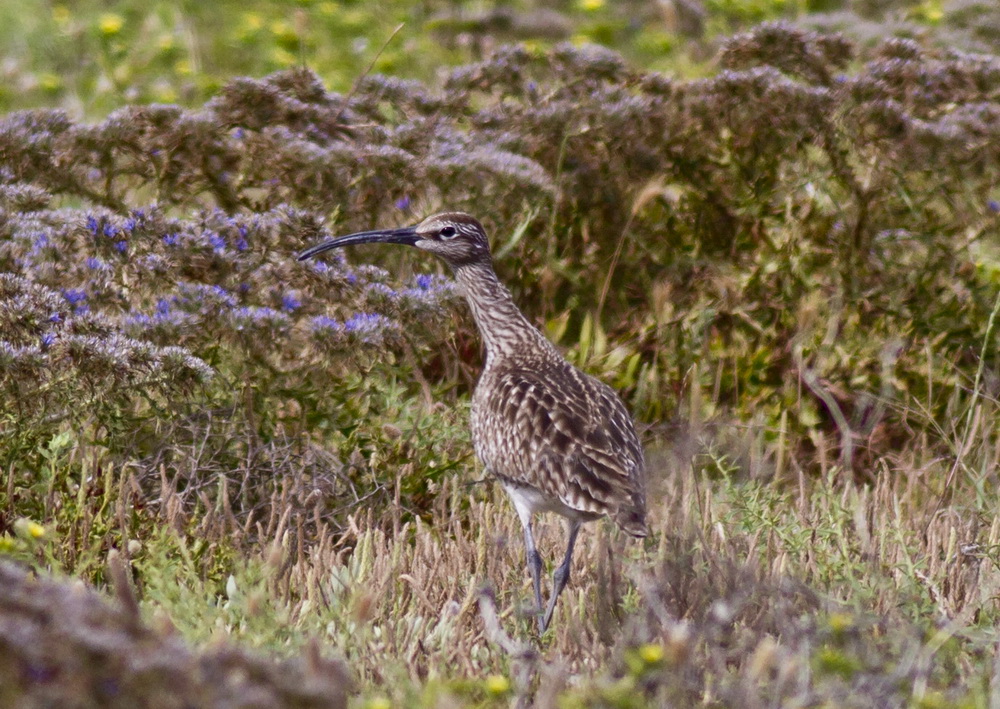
[474,364,645,517]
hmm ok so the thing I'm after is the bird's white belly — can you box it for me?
[500,481,601,523]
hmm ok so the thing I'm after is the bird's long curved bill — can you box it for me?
[297,226,419,261]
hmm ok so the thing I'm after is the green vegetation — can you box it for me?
[2,0,1000,706]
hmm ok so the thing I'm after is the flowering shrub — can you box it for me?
[0,195,459,474]
[0,23,998,507]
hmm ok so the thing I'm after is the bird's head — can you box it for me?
[297,212,491,270]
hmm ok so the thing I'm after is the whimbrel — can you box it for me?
[298,212,647,632]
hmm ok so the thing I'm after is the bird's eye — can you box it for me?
[439,226,457,239]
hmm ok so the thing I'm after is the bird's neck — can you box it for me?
[454,262,554,365]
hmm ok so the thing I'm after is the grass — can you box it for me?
[4,379,1000,705]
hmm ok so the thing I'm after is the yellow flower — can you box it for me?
[917,0,944,22]
[915,691,948,709]
[484,675,510,694]
[521,40,543,55]
[174,59,193,76]
[39,73,62,91]
[340,9,367,30]
[269,47,297,67]
[270,19,296,42]
[14,518,46,540]
[639,643,664,664]
[99,13,124,36]
[52,6,70,24]
[366,699,391,709]
[243,12,264,31]
[153,85,177,103]
[578,0,605,10]
[828,612,854,634]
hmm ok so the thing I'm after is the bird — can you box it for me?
[298,212,647,632]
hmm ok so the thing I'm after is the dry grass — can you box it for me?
[3,378,1000,706]
[13,399,982,707]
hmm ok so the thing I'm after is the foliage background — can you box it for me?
[1,0,1000,707]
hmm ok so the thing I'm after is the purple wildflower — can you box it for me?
[395,195,411,211]
[281,293,301,312]
[989,200,1000,214]
[86,256,104,269]
[62,288,87,305]
[208,233,226,251]
[174,283,237,311]
[114,241,128,253]
[40,333,55,349]
[345,313,382,332]
[162,233,180,246]
[102,223,118,238]
[85,216,99,235]
[343,312,397,343]
[365,282,399,301]
[310,315,342,333]
[124,312,152,329]
[229,306,291,333]
[403,274,456,306]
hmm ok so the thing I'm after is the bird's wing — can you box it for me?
[474,363,646,529]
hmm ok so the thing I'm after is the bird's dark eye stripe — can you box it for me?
[440,226,457,238]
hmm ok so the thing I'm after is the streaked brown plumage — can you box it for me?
[298,211,647,632]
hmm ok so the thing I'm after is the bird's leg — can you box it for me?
[520,521,545,625]
[541,520,581,632]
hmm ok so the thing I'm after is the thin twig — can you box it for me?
[333,23,405,124]
[796,352,854,471]
[477,586,539,707]
[596,211,635,322]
